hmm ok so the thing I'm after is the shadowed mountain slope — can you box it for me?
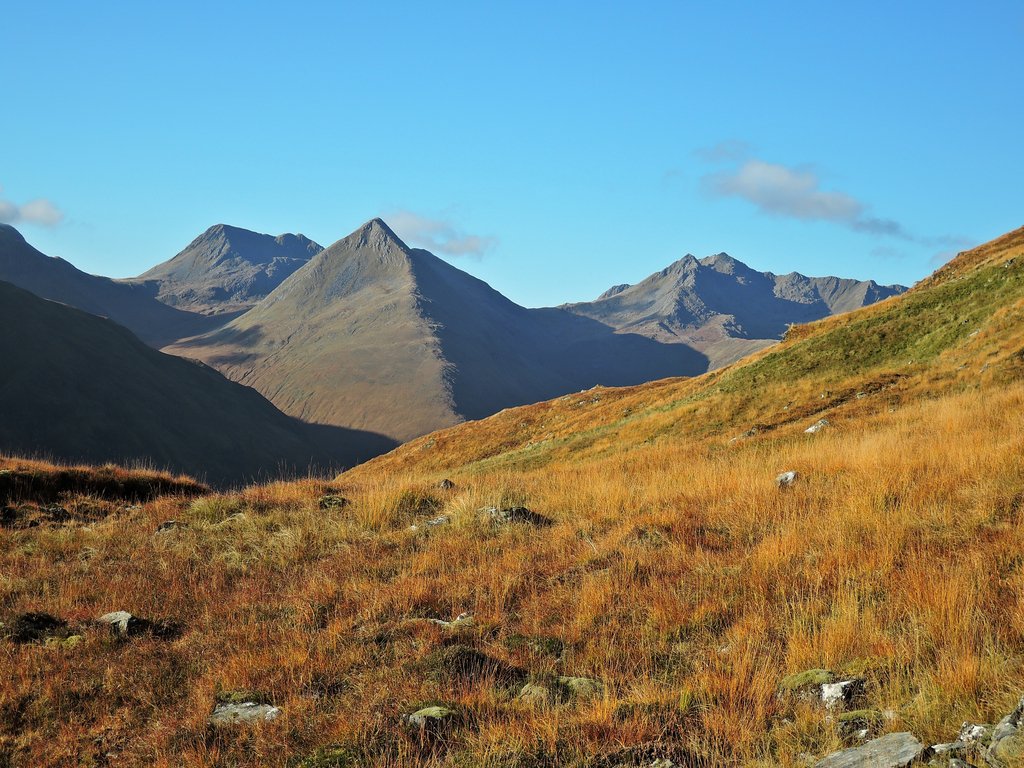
[347,225,1022,479]
[166,219,710,442]
[563,251,906,370]
[0,280,395,486]
[0,224,223,346]
[128,224,323,313]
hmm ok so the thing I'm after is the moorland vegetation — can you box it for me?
[2,226,1023,767]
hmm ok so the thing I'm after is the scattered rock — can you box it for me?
[856,392,867,399]
[813,732,927,768]
[428,611,473,629]
[836,709,882,738]
[931,741,966,757]
[478,506,553,526]
[408,515,450,532]
[98,611,146,636]
[959,721,990,747]
[822,679,865,710]
[775,471,799,488]
[805,419,830,434]
[985,694,1024,766]
[730,428,758,444]
[402,706,457,732]
[208,702,281,725]
[779,669,834,697]
[557,675,604,697]
[44,635,83,649]
[437,479,456,490]
[592,741,695,768]
[518,676,604,706]
[318,495,348,510]
[154,520,186,533]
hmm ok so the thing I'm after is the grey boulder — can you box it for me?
[208,702,281,725]
[813,732,927,768]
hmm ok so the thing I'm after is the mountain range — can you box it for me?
[0,218,906,476]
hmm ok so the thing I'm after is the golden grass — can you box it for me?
[3,227,1024,766]
[2,380,1024,766]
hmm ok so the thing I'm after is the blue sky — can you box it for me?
[3,1,1021,307]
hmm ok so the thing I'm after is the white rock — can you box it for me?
[98,611,138,635]
[775,471,799,487]
[208,702,281,725]
[959,722,988,744]
[805,419,830,434]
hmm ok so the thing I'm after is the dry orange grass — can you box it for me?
[3,226,1024,766]
[2,380,1024,766]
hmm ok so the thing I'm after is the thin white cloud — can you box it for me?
[701,158,913,239]
[695,149,975,256]
[386,210,497,258]
[693,140,755,163]
[0,185,64,227]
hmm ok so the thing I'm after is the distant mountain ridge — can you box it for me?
[563,251,906,369]
[0,224,223,347]
[129,224,323,313]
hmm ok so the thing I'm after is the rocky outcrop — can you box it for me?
[479,506,553,526]
[813,732,927,768]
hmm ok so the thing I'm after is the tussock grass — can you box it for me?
[2,226,1024,765]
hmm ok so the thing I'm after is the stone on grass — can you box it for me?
[985,694,1024,767]
[408,515,450,532]
[98,611,145,636]
[776,471,799,488]
[805,419,830,434]
[437,479,456,490]
[428,611,473,629]
[822,679,865,710]
[208,702,281,725]
[779,669,833,702]
[478,506,553,526]
[402,706,457,732]
[813,732,927,768]
[557,676,604,697]
[959,721,990,746]
[317,495,348,510]
[154,520,185,533]
[520,676,604,706]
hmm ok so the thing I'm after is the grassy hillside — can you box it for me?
[0,280,393,487]
[2,226,1023,767]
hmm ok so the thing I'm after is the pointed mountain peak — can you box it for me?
[354,217,409,249]
[698,251,762,278]
[324,218,412,265]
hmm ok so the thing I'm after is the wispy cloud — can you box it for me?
[701,158,914,239]
[693,139,755,163]
[0,185,64,227]
[386,210,497,258]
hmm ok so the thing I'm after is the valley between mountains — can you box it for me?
[0,219,903,483]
